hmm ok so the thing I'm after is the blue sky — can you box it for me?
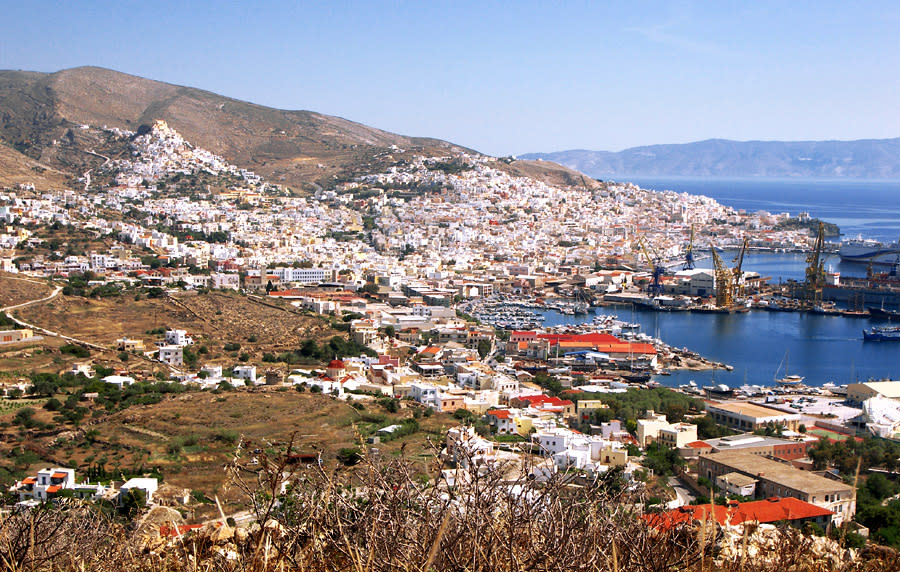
[2,1,899,156]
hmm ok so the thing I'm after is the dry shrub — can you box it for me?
[0,439,898,571]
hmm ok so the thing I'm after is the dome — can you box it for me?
[327,359,345,369]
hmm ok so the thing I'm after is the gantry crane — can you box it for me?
[804,221,826,307]
[731,237,749,300]
[711,244,733,308]
[683,224,696,270]
[637,237,665,297]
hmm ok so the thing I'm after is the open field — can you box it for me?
[12,289,199,347]
[13,289,337,359]
[0,273,55,309]
[170,291,338,351]
[0,388,456,519]
[0,336,86,377]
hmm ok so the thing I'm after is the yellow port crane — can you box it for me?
[731,237,749,300]
[805,221,826,307]
[711,244,733,308]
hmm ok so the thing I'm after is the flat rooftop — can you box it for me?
[702,452,850,495]
[708,401,801,420]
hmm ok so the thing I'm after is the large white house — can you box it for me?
[13,467,76,501]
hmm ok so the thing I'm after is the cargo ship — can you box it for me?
[839,238,900,265]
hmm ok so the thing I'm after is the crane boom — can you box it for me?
[731,237,749,299]
[637,237,664,297]
[711,244,733,308]
[683,224,695,270]
[804,221,826,307]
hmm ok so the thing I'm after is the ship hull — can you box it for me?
[863,327,900,341]
[839,241,900,265]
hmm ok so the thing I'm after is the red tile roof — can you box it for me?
[645,498,833,530]
[52,472,68,479]
[46,485,61,493]
[159,523,220,537]
[687,441,713,449]
[511,331,537,337]
[517,395,574,408]
[22,477,36,485]
[487,409,511,419]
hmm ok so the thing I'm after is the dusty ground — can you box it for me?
[13,290,337,358]
[0,273,55,309]
[170,291,337,351]
[14,293,201,347]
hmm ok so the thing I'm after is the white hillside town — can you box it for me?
[0,119,882,558]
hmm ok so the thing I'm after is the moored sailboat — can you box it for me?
[774,351,805,386]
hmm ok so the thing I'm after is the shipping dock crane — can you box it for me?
[683,224,696,270]
[804,221,826,307]
[731,237,749,300]
[638,237,665,297]
[711,244,733,308]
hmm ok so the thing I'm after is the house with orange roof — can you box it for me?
[510,394,575,418]
[12,467,76,501]
[644,497,835,530]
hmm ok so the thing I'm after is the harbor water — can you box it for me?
[542,177,900,389]
[541,301,900,389]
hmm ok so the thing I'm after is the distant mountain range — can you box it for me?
[521,138,900,180]
[0,67,593,193]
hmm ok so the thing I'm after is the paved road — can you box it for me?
[667,475,696,509]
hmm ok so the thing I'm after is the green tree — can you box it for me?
[29,374,59,397]
[866,473,897,501]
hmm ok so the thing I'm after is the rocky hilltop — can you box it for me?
[0,66,591,194]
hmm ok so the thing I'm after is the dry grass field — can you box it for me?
[0,273,54,309]
[0,387,455,520]
[12,289,337,357]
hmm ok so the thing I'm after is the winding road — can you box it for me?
[2,275,186,374]
[1,276,109,351]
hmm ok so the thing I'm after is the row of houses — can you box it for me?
[10,467,158,508]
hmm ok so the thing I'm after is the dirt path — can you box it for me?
[2,283,110,351]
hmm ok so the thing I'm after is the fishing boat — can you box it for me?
[863,325,900,341]
[868,301,900,321]
[812,302,841,316]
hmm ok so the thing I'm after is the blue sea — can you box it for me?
[625,177,900,244]
[551,177,900,388]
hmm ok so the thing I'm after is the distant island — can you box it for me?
[522,138,900,179]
